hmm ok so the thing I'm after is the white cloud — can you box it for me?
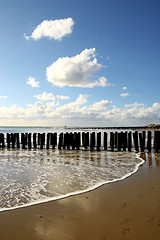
[125,102,146,108]
[120,93,130,97]
[0,96,7,99]
[34,92,70,101]
[27,77,40,88]
[122,86,127,90]
[46,48,113,88]
[24,18,74,41]
[1,94,160,127]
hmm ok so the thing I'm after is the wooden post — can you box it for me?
[147,131,151,153]
[33,133,37,149]
[75,132,80,150]
[25,133,28,146]
[16,133,20,148]
[51,133,57,149]
[154,131,160,153]
[133,131,139,152]
[0,134,5,148]
[117,132,122,151]
[139,132,144,152]
[38,133,41,146]
[58,133,63,150]
[110,132,114,151]
[128,131,132,152]
[40,134,43,149]
[90,132,95,150]
[142,131,146,149]
[114,132,118,148]
[11,133,15,148]
[28,133,32,149]
[84,132,89,149]
[7,133,10,148]
[70,132,75,150]
[97,132,101,151]
[104,132,107,150]
[21,133,26,149]
[122,132,127,151]
[63,133,67,149]
[46,133,50,149]
[2,133,5,148]
[82,132,85,147]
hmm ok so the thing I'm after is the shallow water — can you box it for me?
[0,148,144,211]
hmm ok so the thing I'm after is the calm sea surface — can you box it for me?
[0,127,144,211]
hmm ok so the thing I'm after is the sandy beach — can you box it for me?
[0,152,160,240]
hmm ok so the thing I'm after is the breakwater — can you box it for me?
[0,130,160,152]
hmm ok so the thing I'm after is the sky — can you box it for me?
[0,0,160,127]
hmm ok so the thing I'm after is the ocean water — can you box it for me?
[0,127,144,212]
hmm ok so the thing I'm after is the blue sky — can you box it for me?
[0,0,160,126]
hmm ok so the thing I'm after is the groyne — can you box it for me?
[0,130,160,152]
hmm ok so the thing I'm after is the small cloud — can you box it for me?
[24,18,74,41]
[27,77,40,88]
[0,96,7,99]
[23,33,30,40]
[125,102,146,108]
[120,93,130,97]
[122,86,127,90]
[106,56,112,65]
[34,92,70,101]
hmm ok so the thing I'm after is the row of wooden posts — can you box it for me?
[0,131,160,152]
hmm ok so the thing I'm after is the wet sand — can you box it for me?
[0,153,160,240]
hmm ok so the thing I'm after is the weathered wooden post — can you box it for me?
[142,131,146,148]
[147,131,151,153]
[11,133,15,148]
[82,132,85,148]
[123,132,127,151]
[97,132,101,151]
[84,132,89,149]
[16,133,20,148]
[46,133,50,149]
[139,132,144,152]
[117,132,122,151]
[25,133,28,146]
[21,133,26,149]
[38,133,41,146]
[33,133,37,149]
[75,132,80,150]
[58,133,63,150]
[154,131,160,153]
[133,131,139,152]
[7,133,11,148]
[40,134,44,149]
[128,131,132,152]
[70,132,75,150]
[114,132,118,148]
[90,132,95,150]
[110,132,114,151]
[51,133,57,149]
[0,133,5,148]
[28,133,32,149]
[104,132,107,150]
[63,132,67,149]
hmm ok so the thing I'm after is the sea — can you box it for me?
[0,126,145,212]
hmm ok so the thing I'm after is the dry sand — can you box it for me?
[0,153,160,240]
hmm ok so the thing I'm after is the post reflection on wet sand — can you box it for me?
[140,152,160,168]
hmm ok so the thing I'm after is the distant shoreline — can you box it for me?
[0,125,160,130]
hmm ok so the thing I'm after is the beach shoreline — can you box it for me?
[0,153,160,240]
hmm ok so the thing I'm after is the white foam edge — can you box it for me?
[0,153,145,213]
